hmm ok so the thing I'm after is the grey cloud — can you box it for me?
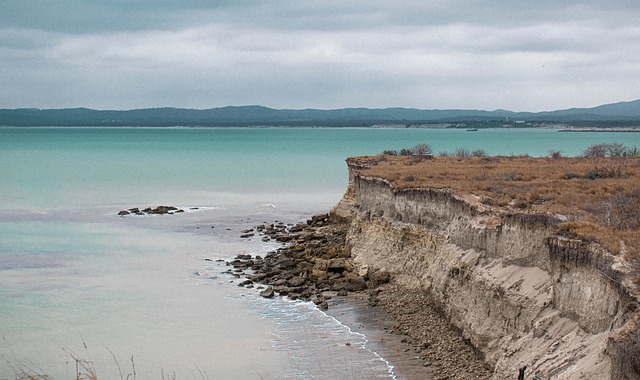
[3,1,640,34]
[0,1,639,110]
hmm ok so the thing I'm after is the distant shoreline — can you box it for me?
[3,124,640,131]
[558,128,640,132]
[1,100,640,128]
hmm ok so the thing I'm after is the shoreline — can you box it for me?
[325,289,491,380]
[230,214,491,379]
[558,127,640,132]
[324,292,435,380]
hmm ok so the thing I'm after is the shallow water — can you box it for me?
[1,127,639,379]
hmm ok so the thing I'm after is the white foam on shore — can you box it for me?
[182,206,222,213]
[250,294,397,379]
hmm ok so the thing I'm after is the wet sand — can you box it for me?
[325,287,492,380]
[325,292,436,380]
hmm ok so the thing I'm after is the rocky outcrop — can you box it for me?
[228,214,373,309]
[330,158,640,379]
[117,206,184,216]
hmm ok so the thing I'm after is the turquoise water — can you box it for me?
[1,127,639,379]
[3,127,637,211]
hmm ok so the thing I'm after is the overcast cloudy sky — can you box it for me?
[1,1,639,111]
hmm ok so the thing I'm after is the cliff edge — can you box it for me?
[331,155,640,379]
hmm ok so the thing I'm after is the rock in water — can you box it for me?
[260,287,275,298]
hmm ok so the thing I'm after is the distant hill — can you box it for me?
[1,99,639,127]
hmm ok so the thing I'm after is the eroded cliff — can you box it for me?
[331,157,640,379]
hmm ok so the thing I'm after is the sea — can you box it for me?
[1,127,639,379]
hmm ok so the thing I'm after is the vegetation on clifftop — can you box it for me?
[359,144,640,261]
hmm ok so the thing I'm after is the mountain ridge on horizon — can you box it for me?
[1,99,640,127]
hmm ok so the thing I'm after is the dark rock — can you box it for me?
[276,258,298,269]
[247,273,267,282]
[260,287,275,298]
[287,276,307,287]
[240,233,255,238]
[119,205,183,216]
[274,286,289,296]
[289,224,305,233]
[244,218,368,310]
[308,213,329,225]
[343,274,367,292]
[274,234,294,242]
[327,260,348,274]
[369,269,392,287]
[118,210,130,216]
[152,205,177,214]
[288,244,305,252]
[228,259,244,268]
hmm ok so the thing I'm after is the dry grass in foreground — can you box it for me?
[356,153,640,260]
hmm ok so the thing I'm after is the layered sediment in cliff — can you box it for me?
[331,158,640,379]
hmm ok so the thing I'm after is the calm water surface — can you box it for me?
[1,127,639,379]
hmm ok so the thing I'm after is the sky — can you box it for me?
[1,1,639,112]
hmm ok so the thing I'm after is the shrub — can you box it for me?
[471,149,486,157]
[381,149,398,156]
[563,171,580,179]
[412,144,433,155]
[583,143,630,158]
[619,321,640,374]
[454,148,471,157]
[500,171,522,181]
[403,174,416,182]
[399,148,413,156]
[606,143,627,157]
[595,191,640,230]
[585,159,629,179]
[514,199,529,209]
[411,154,432,164]
[549,150,563,159]
[582,143,608,157]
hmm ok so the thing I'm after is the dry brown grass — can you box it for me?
[355,154,640,259]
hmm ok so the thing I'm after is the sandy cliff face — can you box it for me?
[332,159,640,379]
